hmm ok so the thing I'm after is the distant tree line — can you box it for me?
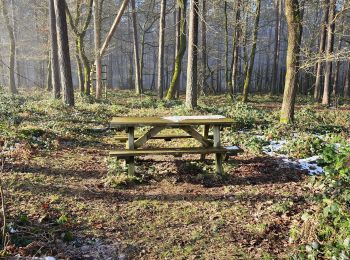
[0,0,349,123]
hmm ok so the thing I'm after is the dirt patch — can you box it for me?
[1,144,311,259]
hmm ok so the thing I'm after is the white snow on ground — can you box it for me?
[260,137,325,175]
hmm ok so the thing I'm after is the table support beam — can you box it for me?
[134,126,165,149]
[127,127,135,175]
[200,125,210,161]
[213,126,224,174]
[180,126,213,147]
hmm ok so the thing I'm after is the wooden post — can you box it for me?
[200,125,210,161]
[127,127,135,175]
[213,126,224,174]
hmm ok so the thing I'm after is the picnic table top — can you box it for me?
[110,116,234,128]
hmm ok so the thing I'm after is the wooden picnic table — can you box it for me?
[109,116,239,175]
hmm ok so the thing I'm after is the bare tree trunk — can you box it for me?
[1,0,17,94]
[54,0,74,106]
[200,0,207,96]
[231,0,241,97]
[75,39,84,93]
[344,60,350,98]
[93,0,102,99]
[186,0,199,109]
[242,0,261,103]
[322,0,336,106]
[175,7,181,97]
[224,1,229,92]
[49,0,60,98]
[131,0,142,94]
[165,0,187,100]
[10,0,20,88]
[314,0,329,101]
[271,0,281,94]
[157,0,166,99]
[100,0,130,57]
[280,0,303,124]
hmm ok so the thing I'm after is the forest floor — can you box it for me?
[0,90,349,259]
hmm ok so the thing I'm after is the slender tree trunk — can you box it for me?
[49,0,61,98]
[344,60,350,98]
[80,37,91,96]
[75,38,84,93]
[157,0,166,99]
[280,0,303,124]
[224,1,229,92]
[200,0,207,96]
[165,0,187,100]
[47,54,52,91]
[100,0,130,57]
[186,0,199,109]
[131,0,142,94]
[140,33,145,90]
[174,7,181,97]
[322,0,336,106]
[1,0,17,94]
[271,0,281,94]
[93,0,102,99]
[54,0,74,106]
[242,0,261,103]
[231,0,241,97]
[314,0,329,101]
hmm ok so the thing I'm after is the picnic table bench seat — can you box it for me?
[115,133,214,142]
[110,146,243,158]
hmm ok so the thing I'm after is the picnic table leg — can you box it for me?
[213,126,224,174]
[127,127,135,175]
[200,125,210,161]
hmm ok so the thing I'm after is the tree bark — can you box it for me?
[66,0,93,96]
[344,60,350,98]
[100,0,130,57]
[200,0,207,96]
[224,1,229,92]
[242,0,261,103]
[157,0,166,99]
[231,0,241,97]
[49,0,61,98]
[185,0,199,109]
[271,0,281,94]
[165,0,187,100]
[314,0,329,101]
[131,0,142,94]
[54,0,74,106]
[1,0,17,94]
[322,0,336,106]
[280,0,303,124]
[93,0,102,99]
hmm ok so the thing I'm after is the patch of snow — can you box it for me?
[262,140,288,157]
[162,115,226,123]
[258,136,325,176]
[226,146,241,151]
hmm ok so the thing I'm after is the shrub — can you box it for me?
[295,144,350,258]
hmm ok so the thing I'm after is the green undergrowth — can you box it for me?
[291,144,350,258]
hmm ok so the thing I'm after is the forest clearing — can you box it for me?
[0,91,349,259]
[1,0,350,259]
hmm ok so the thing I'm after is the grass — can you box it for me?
[0,89,349,258]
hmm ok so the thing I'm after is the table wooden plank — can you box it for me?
[110,116,234,128]
[110,147,229,157]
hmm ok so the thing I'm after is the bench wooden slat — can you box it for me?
[115,134,214,142]
[109,146,243,157]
